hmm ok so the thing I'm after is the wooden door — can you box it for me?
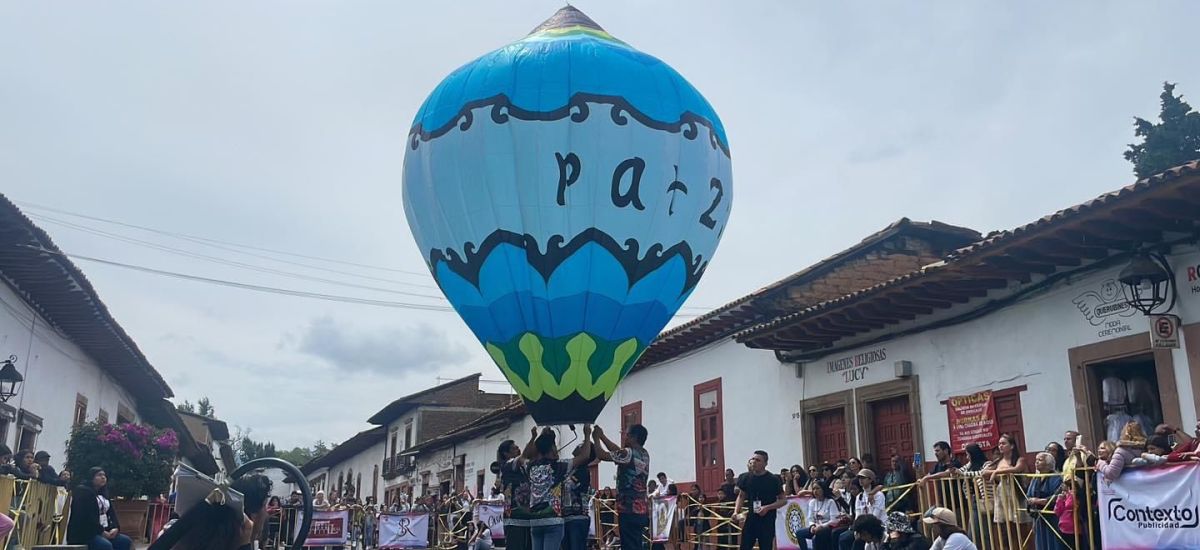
[872,396,914,471]
[694,379,725,494]
[621,401,643,435]
[813,408,849,465]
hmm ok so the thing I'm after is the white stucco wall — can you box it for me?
[324,439,387,502]
[0,281,143,468]
[360,248,1200,500]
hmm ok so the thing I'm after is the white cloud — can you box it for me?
[293,316,471,374]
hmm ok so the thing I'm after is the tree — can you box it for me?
[176,396,215,418]
[197,397,215,418]
[1125,82,1200,178]
[277,440,335,467]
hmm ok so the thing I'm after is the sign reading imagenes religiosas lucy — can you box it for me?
[402,7,732,425]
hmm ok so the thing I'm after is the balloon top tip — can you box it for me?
[529,5,606,36]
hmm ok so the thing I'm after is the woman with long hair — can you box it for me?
[66,467,133,550]
[984,433,1030,539]
[148,473,272,550]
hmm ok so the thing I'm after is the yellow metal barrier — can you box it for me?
[3,476,70,548]
[909,468,1100,550]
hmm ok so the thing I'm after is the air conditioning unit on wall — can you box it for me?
[895,360,913,378]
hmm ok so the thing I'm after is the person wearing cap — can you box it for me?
[34,450,62,486]
[882,511,928,550]
[837,469,887,550]
[921,507,976,550]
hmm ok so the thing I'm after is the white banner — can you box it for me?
[1099,462,1200,549]
[473,502,506,540]
[651,496,678,542]
[379,512,431,549]
[775,496,813,550]
[588,496,597,538]
[298,510,349,546]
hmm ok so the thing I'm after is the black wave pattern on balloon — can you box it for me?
[408,93,731,158]
[427,228,710,296]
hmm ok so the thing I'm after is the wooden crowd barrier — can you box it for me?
[3,477,72,548]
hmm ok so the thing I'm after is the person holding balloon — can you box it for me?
[592,425,651,550]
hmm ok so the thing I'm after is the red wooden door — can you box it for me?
[621,401,643,437]
[694,379,725,494]
[813,408,849,465]
[872,396,914,471]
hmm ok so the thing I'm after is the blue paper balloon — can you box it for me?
[403,7,732,424]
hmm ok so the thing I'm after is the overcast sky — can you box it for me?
[2,1,1197,449]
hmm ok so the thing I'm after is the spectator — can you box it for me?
[313,490,330,511]
[920,442,962,483]
[849,514,885,550]
[685,484,710,550]
[882,456,914,512]
[656,473,673,497]
[1097,421,1145,482]
[983,433,1028,526]
[59,469,74,486]
[840,470,885,550]
[149,472,272,550]
[794,483,840,550]
[1053,477,1079,545]
[647,479,659,498]
[14,449,39,479]
[958,444,992,544]
[593,424,651,550]
[1095,441,1114,462]
[715,483,737,550]
[471,520,494,550]
[66,467,133,550]
[34,450,61,485]
[1025,452,1063,550]
[1044,443,1066,473]
[0,444,25,479]
[883,511,928,550]
[788,465,809,496]
[733,450,786,550]
[847,458,864,477]
[921,507,976,550]
[1165,420,1199,462]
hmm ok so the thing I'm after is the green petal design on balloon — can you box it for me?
[486,333,642,403]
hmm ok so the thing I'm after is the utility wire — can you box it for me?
[17,201,715,312]
[25,245,704,319]
[29,213,448,300]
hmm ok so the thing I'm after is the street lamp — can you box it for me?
[0,355,22,403]
[1118,252,1175,315]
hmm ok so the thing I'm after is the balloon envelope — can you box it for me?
[403,7,732,424]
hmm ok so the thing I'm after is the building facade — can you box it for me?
[0,195,184,472]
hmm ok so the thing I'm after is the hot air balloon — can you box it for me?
[403,7,732,425]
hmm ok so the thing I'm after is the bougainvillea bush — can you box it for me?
[65,421,179,499]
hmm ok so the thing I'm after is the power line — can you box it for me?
[16,200,710,314]
[16,200,434,277]
[28,213,449,300]
[25,245,703,319]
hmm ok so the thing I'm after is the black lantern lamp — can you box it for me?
[1118,252,1175,315]
[0,355,21,403]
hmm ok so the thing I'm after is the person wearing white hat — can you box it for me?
[921,507,977,550]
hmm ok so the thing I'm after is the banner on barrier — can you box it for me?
[1099,462,1200,550]
[380,512,431,549]
[651,496,678,542]
[474,502,506,540]
[775,496,813,550]
[298,510,349,546]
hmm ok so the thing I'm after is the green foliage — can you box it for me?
[176,396,215,418]
[276,440,334,467]
[238,436,277,464]
[64,421,179,499]
[1125,82,1200,178]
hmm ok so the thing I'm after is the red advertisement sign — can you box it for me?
[947,390,999,451]
[302,510,349,546]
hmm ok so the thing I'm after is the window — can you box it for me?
[404,420,414,449]
[98,409,109,424]
[117,403,134,425]
[694,379,724,494]
[621,402,642,436]
[74,394,89,427]
[390,429,399,458]
[15,410,41,451]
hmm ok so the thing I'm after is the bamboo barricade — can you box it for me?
[912,468,1100,550]
[1,477,71,548]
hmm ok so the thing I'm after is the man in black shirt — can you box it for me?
[733,450,786,550]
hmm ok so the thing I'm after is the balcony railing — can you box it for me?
[383,454,416,479]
